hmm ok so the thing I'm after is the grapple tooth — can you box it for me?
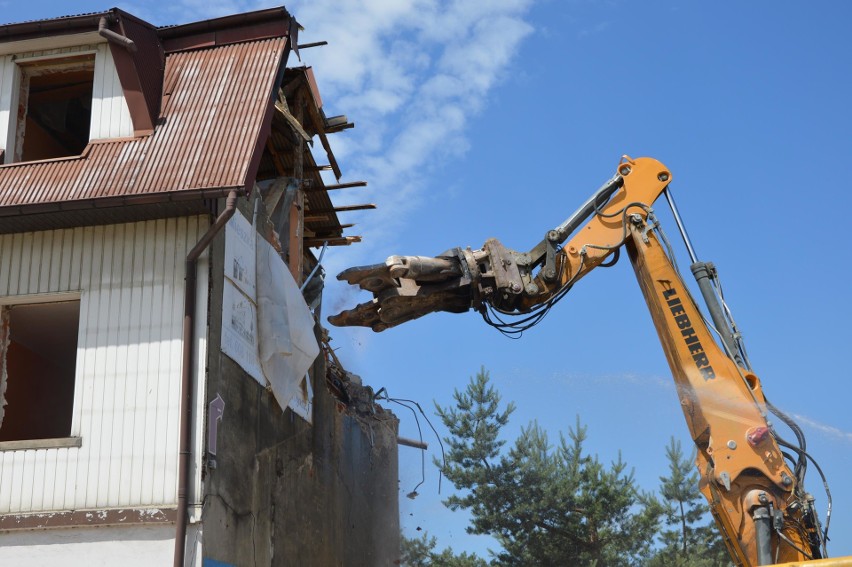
[327,300,382,329]
[336,263,398,293]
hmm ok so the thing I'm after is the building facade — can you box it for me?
[0,7,398,566]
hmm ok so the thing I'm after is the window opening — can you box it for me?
[0,300,79,442]
[15,55,95,163]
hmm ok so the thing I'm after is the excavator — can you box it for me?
[328,156,848,566]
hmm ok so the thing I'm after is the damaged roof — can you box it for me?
[0,38,285,208]
[0,6,353,244]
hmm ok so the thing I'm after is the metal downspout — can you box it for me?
[174,191,238,567]
[98,15,137,52]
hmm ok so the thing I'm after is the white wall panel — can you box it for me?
[0,524,203,567]
[0,55,17,160]
[0,217,210,513]
[90,43,133,139]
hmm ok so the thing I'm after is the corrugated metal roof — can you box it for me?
[0,37,285,212]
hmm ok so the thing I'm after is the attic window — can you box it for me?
[0,300,79,442]
[14,55,95,163]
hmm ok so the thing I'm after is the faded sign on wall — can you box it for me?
[223,210,256,298]
[222,212,264,385]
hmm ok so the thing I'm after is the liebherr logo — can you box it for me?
[662,287,716,380]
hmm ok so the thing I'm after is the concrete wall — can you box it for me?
[200,209,400,567]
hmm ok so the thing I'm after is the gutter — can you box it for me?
[0,187,236,217]
[174,190,238,567]
[0,13,109,43]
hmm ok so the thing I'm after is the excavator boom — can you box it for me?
[329,156,846,566]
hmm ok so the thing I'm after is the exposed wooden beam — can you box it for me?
[301,95,342,180]
[307,224,355,236]
[304,181,367,192]
[297,41,328,50]
[329,203,376,213]
[318,130,341,180]
[275,99,312,143]
[304,214,331,223]
[265,140,287,176]
[305,236,362,247]
[288,90,305,284]
[260,176,292,217]
[324,115,354,134]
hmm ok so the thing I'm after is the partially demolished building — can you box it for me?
[0,7,398,566]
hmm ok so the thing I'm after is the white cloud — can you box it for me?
[281,0,536,261]
[793,414,852,444]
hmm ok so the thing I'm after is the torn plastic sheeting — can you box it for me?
[255,233,320,412]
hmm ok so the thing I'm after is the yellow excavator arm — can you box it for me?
[329,156,845,566]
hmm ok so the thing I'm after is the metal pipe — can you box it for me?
[691,262,744,367]
[98,15,137,53]
[752,506,773,565]
[523,174,624,268]
[174,191,238,567]
[553,174,623,243]
[664,186,744,366]
[397,436,428,450]
[662,187,699,265]
[296,41,328,50]
[300,241,328,292]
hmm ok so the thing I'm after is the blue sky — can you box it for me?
[7,0,852,560]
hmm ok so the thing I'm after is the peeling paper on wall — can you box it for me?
[255,233,320,412]
[0,307,9,428]
[221,212,265,385]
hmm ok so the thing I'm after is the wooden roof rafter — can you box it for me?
[282,67,343,181]
[258,67,371,249]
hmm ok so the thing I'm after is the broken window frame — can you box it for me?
[4,51,97,165]
[0,293,82,451]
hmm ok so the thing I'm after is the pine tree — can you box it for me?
[648,438,730,567]
[400,532,437,567]
[400,532,488,567]
[435,367,662,566]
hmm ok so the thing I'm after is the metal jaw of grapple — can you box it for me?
[327,248,481,332]
[328,240,532,332]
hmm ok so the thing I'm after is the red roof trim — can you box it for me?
[162,19,291,53]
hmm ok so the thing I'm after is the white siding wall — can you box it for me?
[0,524,203,567]
[90,43,134,139]
[0,41,133,163]
[0,217,209,513]
[0,54,19,158]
